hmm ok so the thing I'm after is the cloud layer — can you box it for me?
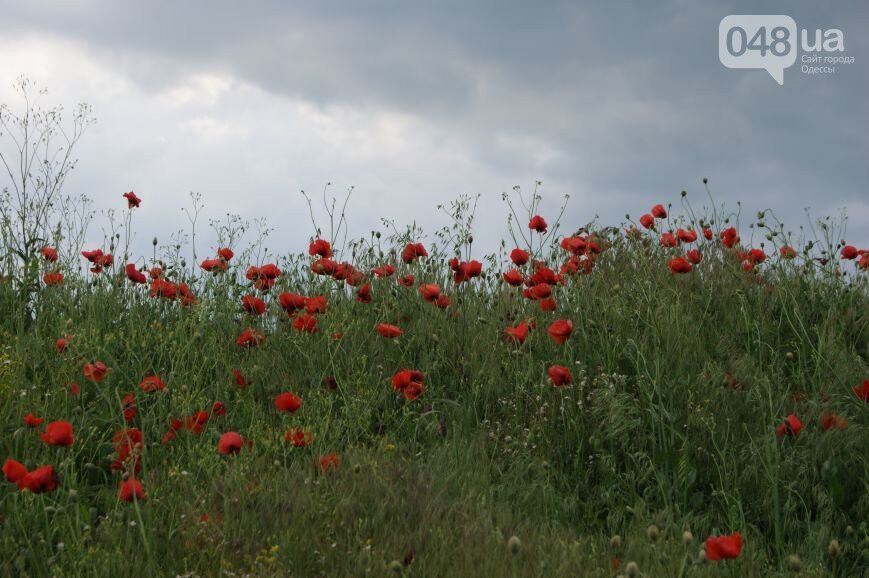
[1,0,866,257]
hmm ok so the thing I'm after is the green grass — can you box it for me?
[0,199,867,577]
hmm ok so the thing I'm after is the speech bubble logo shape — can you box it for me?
[719,15,797,85]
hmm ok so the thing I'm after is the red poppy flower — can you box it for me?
[17,465,58,493]
[434,294,451,309]
[676,228,697,243]
[118,477,146,502]
[418,284,441,302]
[853,379,869,402]
[560,236,586,255]
[704,532,742,561]
[274,392,302,413]
[547,319,573,345]
[509,248,529,266]
[284,427,314,447]
[504,322,529,345]
[277,292,307,314]
[292,314,318,333]
[720,227,740,248]
[200,258,228,273]
[668,257,692,274]
[539,296,556,312]
[232,368,249,388]
[398,274,415,287]
[184,411,210,434]
[218,432,244,455]
[660,232,679,248]
[122,191,142,208]
[40,421,74,447]
[81,248,104,263]
[686,249,703,264]
[318,453,340,474]
[43,271,64,286]
[355,283,372,303]
[23,413,43,428]
[236,328,266,347]
[139,375,166,393]
[841,245,858,259]
[779,246,797,259]
[55,336,70,353]
[311,257,339,276]
[40,246,58,262]
[376,323,403,338]
[525,283,551,300]
[305,295,327,314]
[124,263,147,284]
[547,365,571,387]
[84,361,108,383]
[218,247,234,261]
[150,278,177,300]
[121,392,137,422]
[309,239,333,258]
[776,414,804,437]
[528,215,548,233]
[503,269,524,286]
[820,412,848,431]
[211,401,226,417]
[401,243,428,263]
[2,459,28,484]
[639,214,655,230]
[371,263,395,277]
[111,428,143,472]
[391,369,426,400]
[651,204,667,219]
[323,375,338,390]
[67,382,81,396]
[242,294,267,316]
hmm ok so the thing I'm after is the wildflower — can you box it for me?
[241,294,267,316]
[40,421,74,447]
[308,239,333,258]
[418,284,441,302]
[118,478,146,502]
[639,213,655,230]
[504,322,529,345]
[528,215,548,233]
[376,323,403,338]
[355,283,372,303]
[2,459,28,484]
[232,369,249,388]
[668,257,692,274]
[236,328,266,347]
[840,245,858,259]
[24,413,44,428]
[43,271,64,286]
[704,531,743,561]
[217,432,244,455]
[218,247,234,261]
[398,274,415,287]
[274,392,302,413]
[41,246,59,262]
[507,536,521,555]
[292,314,318,333]
[853,379,869,402]
[122,191,142,208]
[547,319,573,345]
[820,412,848,431]
[547,365,571,387]
[284,428,313,447]
[391,369,425,401]
[401,243,428,263]
[651,203,667,219]
[318,453,340,474]
[776,414,804,437]
[510,248,530,266]
[17,465,59,493]
[503,269,524,286]
[138,375,166,393]
[125,263,147,284]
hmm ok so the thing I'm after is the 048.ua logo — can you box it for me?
[719,15,846,85]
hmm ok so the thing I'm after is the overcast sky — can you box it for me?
[0,0,866,260]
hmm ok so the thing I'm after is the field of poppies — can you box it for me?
[0,182,867,577]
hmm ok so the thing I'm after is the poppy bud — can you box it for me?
[507,535,521,555]
[682,531,693,545]
[610,535,621,549]
[681,190,687,197]
[702,177,708,184]
[786,554,801,572]
[387,560,403,573]
[827,539,840,558]
[152,237,158,246]
[625,561,639,577]
[646,524,660,542]
[697,549,707,563]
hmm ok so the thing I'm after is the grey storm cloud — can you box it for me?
[0,0,866,255]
